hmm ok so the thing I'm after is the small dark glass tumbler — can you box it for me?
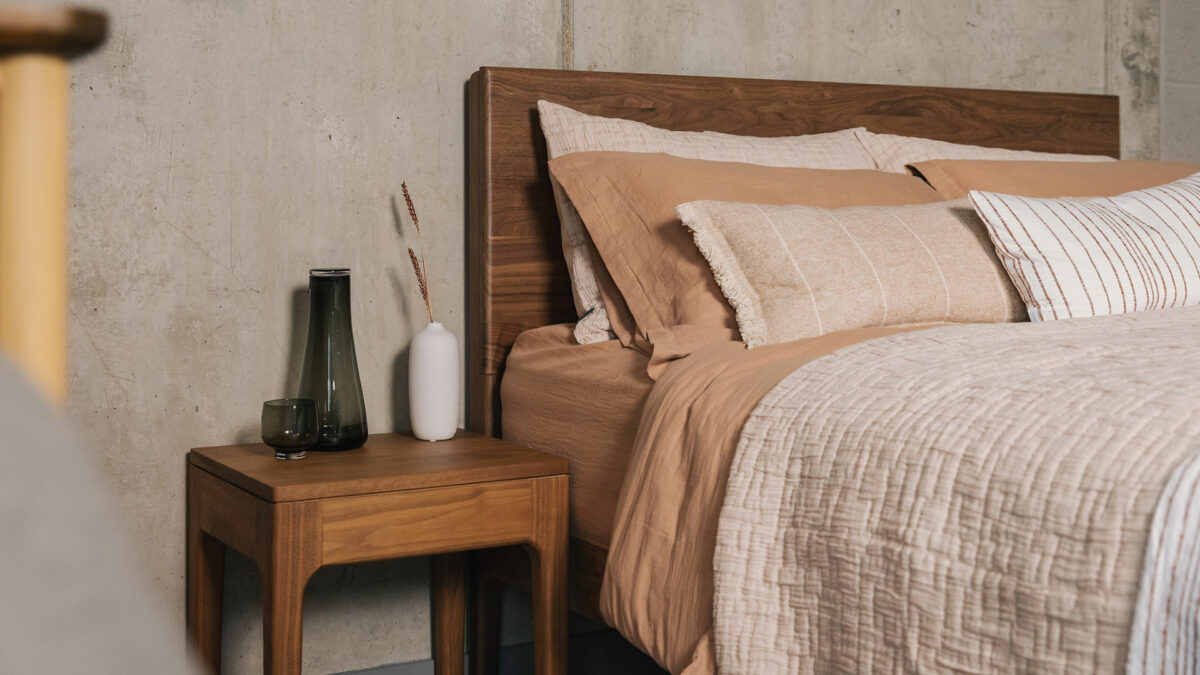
[261,398,318,460]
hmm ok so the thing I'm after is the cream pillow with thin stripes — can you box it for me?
[677,199,1025,348]
[968,173,1200,321]
[855,129,1116,174]
[537,100,878,343]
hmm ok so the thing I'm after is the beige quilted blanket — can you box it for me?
[714,306,1200,673]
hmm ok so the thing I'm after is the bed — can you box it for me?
[462,65,1164,673]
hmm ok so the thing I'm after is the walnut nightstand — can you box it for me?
[186,431,568,675]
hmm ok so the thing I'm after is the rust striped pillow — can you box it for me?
[968,172,1200,321]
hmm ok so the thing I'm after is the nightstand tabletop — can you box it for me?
[189,430,568,503]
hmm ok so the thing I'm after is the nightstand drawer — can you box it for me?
[320,479,533,564]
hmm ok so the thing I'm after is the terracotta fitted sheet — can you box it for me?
[500,323,654,548]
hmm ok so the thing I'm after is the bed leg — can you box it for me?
[471,552,502,675]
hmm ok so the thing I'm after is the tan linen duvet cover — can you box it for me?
[603,307,1200,674]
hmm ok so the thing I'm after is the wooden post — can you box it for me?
[0,5,106,403]
[0,52,70,403]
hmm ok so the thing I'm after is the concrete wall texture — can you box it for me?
[53,0,1170,672]
[1161,0,1200,162]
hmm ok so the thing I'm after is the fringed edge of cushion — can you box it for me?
[676,201,769,348]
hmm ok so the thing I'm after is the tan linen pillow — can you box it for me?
[677,199,1025,347]
[537,100,879,344]
[911,159,1200,200]
[855,129,1116,174]
[548,151,942,362]
[968,172,1200,321]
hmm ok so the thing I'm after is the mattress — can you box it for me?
[500,323,654,548]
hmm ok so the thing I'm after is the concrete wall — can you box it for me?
[64,1,562,672]
[1161,0,1200,162]
[572,0,1160,159]
[58,1,1160,672]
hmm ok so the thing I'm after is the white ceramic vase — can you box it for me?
[409,321,460,441]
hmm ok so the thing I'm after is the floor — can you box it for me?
[341,627,666,674]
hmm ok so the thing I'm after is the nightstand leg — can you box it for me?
[187,527,225,674]
[433,552,468,674]
[470,555,501,675]
[527,476,568,675]
[261,561,310,674]
[258,503,320,675]
[187,468,225,675]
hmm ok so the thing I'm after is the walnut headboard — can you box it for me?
[466,66,1119,436]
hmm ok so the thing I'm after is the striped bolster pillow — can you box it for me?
[969,172,1200,321]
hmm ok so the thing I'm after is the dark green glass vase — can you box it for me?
[297,268,367,451]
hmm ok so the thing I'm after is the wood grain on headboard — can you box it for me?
[467,66,1119,436]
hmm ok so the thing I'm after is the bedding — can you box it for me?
[678,198,1024,347]
[969,172,1200,320]
[548,151,941,373]
[537,101,878,344]
[912,158,1200,200]
[714,306,1200,674]
[855,129,1116,173]
[500,323,653,548]
[600,322,944,673]
[601,307,1200,674]
[1128,449,1200,674]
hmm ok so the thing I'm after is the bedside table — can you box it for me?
[186,431,568,675]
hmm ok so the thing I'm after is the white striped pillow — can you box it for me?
[968,173,1200,321]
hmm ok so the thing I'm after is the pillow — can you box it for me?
[537,100,879,344]
[677,199,1024,348]
[548,151,943,364]
[968,172,1200,321]
[854,129,1116,174]
[912,159,1200,200]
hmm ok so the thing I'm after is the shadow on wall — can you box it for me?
[282,285,310,399]
[221,549,431,673]
[390,194,415,432]
[232,284,313,445]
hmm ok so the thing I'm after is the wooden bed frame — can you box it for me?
[465,65,1119,667]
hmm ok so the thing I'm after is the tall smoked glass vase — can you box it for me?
[298,268,367,451]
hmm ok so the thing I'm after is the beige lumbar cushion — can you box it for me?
[678,199,1025,348]
[536,100,878,343]
[968,172,1200,321]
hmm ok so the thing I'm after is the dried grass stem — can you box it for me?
[402,182,434,323]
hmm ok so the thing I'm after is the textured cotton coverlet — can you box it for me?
[603,307,1200,674]
[715,306,1200,673]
